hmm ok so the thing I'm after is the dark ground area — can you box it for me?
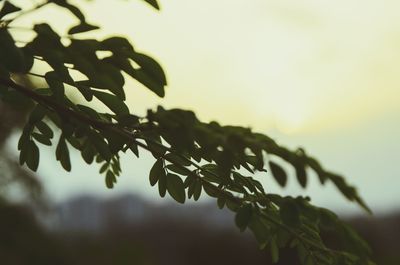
[0,195,398,265]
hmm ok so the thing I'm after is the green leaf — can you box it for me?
[0,29,25,72]
[26,141,40,172]
[248,216,271,247]
[102,130,125,154]
[164,153,191,166]
[202,183,219,198]
[280,199,300,226]
[28,105,46,124]
[92,90,129,115]
[295,163,307,188]
[0,1,22,19]
[235,204,252,232]
[142,0,160,10]
[269,161,287,187]
[130,53,166,97]
[82,143,96,164]
[166,173,185,203]
[129,143,139,157]
[35,121,54,139]
[45,71,65,98]
[166,164,188,175]
[158,167,167,197]
[105,170,116,189]
[68,22,99,35]
[75,83,93,101]
[90,131,112,161]
[56,135,71,172]
[32,133,52,146]
[99,163,108,174]
[76,104,100,119]
[20,46,34,73]
[193,179,202,201]
[101,37,134,52]
[270,237,279,263]
[149,159,164,186]
[217,197,225,209]
[117,114,139,127]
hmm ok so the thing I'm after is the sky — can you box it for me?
[7,0,400,215]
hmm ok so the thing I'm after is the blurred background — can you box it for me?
[1,0,399,264]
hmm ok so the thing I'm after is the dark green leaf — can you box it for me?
[99,163,108,174]
[32,132,52,146]
[45,71,65,98]
[101,37,134,52]
[166,164,188,175]
[269,161,287,187]
[142,0,160,10]
[270,237,279,263]
[164,152,191,166]
[149,159,164,186]
[26,141,40,172]
[130,53,166,97]
[82,143,96,164]
[217,197,225,209]
[202,183,219,198]
[295,163,307,188]
[166,173,185,203]
[90,132,112,161]
[77,104,100,119]
[158,167,167,197]
[248,216,271,246]
[235,204,252,232]
[193,179,202,201]
[280,199,300,226]
[93,90,129,115]
[117,114,139,127]
[102,130,125,154]
[28,105,46,124]
[68,22,99,35]
[35,121,54,139]
[129,143,139,157]
[0,1,22,19]
[105,170,116,189]
[0,29,25,72]
[75,83,93,101]
[56,135,71,171]
[20,46,34,73]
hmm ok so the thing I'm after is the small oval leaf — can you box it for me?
[269,161,287,187]
[166,173,185,203]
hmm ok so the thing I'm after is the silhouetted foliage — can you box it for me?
[0,1,375,264]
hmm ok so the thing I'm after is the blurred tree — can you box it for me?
[0,1,375,264]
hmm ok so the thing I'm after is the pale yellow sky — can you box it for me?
[11,0,400,213]
[18,0,400,134]
[77,0,400,135]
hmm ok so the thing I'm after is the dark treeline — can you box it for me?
[0,195,399,265]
